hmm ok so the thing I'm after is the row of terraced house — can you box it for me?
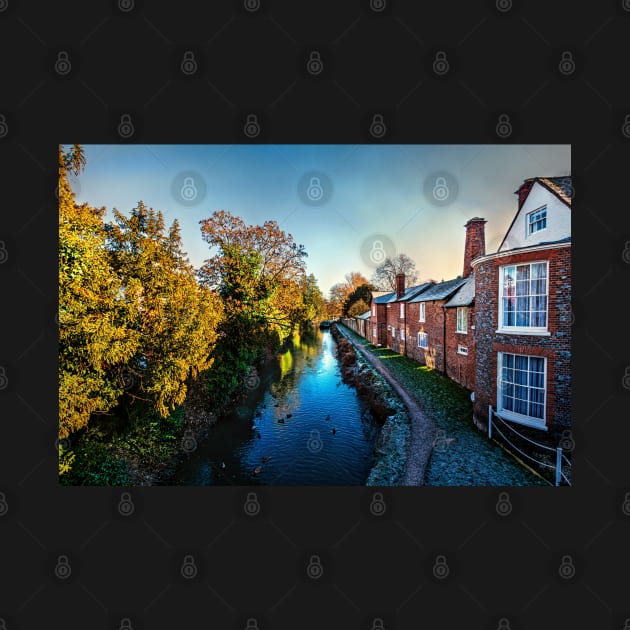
[349,176,572,439]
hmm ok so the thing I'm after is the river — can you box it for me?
[172,327,381,485]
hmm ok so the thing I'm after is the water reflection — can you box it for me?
[172,327,380,486]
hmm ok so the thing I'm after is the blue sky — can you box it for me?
[71,144,570,295]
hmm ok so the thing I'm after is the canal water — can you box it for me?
[172,327,381,486]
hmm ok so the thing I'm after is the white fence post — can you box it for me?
[555,447,562,486]
[488,405,493,440]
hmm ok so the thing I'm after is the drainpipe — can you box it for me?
[442,304,447,375]
[403,302,407,357]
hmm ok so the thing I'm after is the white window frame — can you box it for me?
[419,302,425,322]
[527,205,547,236]
[456,307,468,334]
[417,332,428,349]
[400,328,405,341]
[496,352,547,430]
[372,305,375,316]
[457,344,468,356]
[400,303,405,318]
[372,328,376,337]
[497,261,549,335]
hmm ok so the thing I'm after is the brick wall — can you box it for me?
[405,301,446,372]
[472,245,571,434]
[445,306,476,390]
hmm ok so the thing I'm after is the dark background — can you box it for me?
[1,1,629,629]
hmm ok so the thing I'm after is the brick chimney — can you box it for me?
[463,217,486,278]
[515,178,536,210]
[395,273,405,298]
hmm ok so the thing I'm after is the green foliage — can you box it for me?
[60,426,131,486]
[343,283,374,317]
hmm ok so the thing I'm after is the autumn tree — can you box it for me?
[59,145,140,441]
[347,299,370,318]
[105,202,222,418]
[370,253,419,291]
[198,210,308,403]
[328,271,370,317]
[342,283,374,317]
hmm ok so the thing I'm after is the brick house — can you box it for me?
[369,290,395,346]
[444,274,476,389]
[405,277,468,372]
[471,176,571,435]
[385,274,433,355]
[442,217,487,391]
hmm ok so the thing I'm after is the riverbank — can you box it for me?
[337,323,547,486]
[333,324,433,486]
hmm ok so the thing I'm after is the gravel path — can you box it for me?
[338,324,546,486]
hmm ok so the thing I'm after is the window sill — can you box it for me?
[495,409,548,431]
[456,330,467,335]
[495,328,550,336]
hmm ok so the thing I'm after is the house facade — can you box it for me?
[385,275,433,356]
[349,175,571,437]
[471,177,571,434]
[444,273,476,390]
[405,277,467,372]
[369,290,395,346]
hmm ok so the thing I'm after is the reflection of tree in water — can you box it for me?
[267,327,324,415]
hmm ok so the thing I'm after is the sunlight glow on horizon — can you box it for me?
[71,144,570,295]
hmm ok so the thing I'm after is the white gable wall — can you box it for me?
[499,181,571,251]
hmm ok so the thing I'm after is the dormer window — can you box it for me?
[527,206,547,236]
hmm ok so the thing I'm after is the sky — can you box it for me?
[70,144,570,295]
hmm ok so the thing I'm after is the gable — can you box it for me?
[499,180,571,252]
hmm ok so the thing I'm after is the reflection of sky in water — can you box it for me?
[173,328,380,486]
